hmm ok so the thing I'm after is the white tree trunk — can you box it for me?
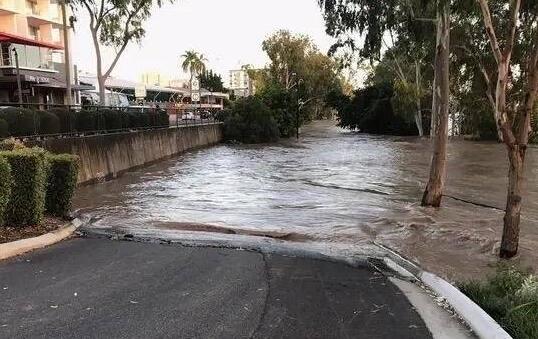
[422,4,450,207]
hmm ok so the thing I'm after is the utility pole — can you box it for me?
[60,0,72,106]
[12,48,22,107]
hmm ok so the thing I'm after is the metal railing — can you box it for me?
[0,102,222,141]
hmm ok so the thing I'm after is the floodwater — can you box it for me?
[73,120,538,281]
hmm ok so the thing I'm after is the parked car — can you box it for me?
[81,90,130,108]
[181,112,196,120]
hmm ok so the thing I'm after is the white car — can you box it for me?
[181,112,195,120]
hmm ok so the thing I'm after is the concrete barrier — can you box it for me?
[31,124,223,185]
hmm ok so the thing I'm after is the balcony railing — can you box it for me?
[0,43,54,71]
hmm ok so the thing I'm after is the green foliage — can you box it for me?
[0,148,48,226]
[200,69,225,92]
[128,111,150,128]
[459,266,538,339]
[334,82,417,135]
[0,107,37,137]
[0,138,26,151]
[223,97,280,143]
[0,156,11,226]
[37,111,61,135]
[157,111,169,127]
[45,154,79,217]
[101,109,123,131]
[247,30,345,137]
[46,108,75,133]
[0,118,8,138]
[75,110,97,132]
[181,50,207,86]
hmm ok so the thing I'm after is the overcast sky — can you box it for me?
[71,0,338,83]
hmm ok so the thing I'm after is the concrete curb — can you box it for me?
[377,243,512,339]
[0,218,83,261]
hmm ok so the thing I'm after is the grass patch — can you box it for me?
[459,265,538,339]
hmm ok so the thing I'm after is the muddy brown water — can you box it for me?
[74,120,538,281]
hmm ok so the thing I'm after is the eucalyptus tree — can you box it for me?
[180,50,207,90]
[260,30,342,123]
[71,0,172,104]
[318,0,450,207]
[472,0,538,258]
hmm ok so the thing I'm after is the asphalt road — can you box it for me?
[0,238,432,339]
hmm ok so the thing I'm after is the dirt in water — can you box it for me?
[74,120,538,281]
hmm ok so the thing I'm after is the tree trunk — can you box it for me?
[501,145,525,258]
[422,4,450,207]
[90,27,106,105]
[415,60,424,137]
[97,75,106,106]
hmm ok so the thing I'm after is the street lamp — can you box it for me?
[12,48,22,106]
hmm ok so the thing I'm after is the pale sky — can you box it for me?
[71,0,338,83]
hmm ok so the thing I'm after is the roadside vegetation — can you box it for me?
[218,30,345,143]
[0,139,79,243]
[220,97,280,143]
[0,107,169,137]
[459,266,538,339]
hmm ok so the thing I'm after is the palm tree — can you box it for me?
[180,50,207,90]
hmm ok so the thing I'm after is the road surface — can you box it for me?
[0,238,434,338]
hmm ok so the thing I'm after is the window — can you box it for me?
[28,25,39,40]
[26,0,38,15]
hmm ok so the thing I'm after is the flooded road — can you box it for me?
[74,120,538,280]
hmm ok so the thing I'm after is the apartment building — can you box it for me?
[0,0,87,104]
[229,69,255,97]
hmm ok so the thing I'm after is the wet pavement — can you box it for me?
[0,238,434,339]
[74,120,538,280]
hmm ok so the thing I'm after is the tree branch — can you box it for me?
[103,0,147,78]
[476,0,503,64]
[503,0,522,62]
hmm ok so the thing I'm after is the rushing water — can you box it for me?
[74,120,538,280]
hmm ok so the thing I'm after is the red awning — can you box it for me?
[0,32,64,50]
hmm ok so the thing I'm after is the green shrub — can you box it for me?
[0,148,48,226]
[45,154,79,217]
[37,110,61,135]
[0,118,8,138]
[158,111,169,127]
[0,107,38,136]
[223,97,280,143]
[101,109,122,131]
[0,156,11,226]
[0,138,26,151]
[75,110,97,132]
[459,265,538,339]
[46,108,75,133]
[128,111,150,128]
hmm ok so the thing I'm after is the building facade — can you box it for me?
[0,0,86,105]
[229,69,255,97]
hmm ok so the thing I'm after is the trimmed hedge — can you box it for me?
[45,154,79,217]
[0,107,37,137]
[101,109,123,131]
[75,110,97,132]
[0,118,8,138]
[46,108,75,133]
[0,148,48,226]
[0,156,11,226]
[37,110,61,135]
[0,107,170,136]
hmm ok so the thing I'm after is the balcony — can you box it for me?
[0,0,17,15]
[26,3,62,25]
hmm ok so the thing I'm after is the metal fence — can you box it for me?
[0,102,221,141]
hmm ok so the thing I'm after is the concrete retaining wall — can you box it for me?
[32,124,223,185]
